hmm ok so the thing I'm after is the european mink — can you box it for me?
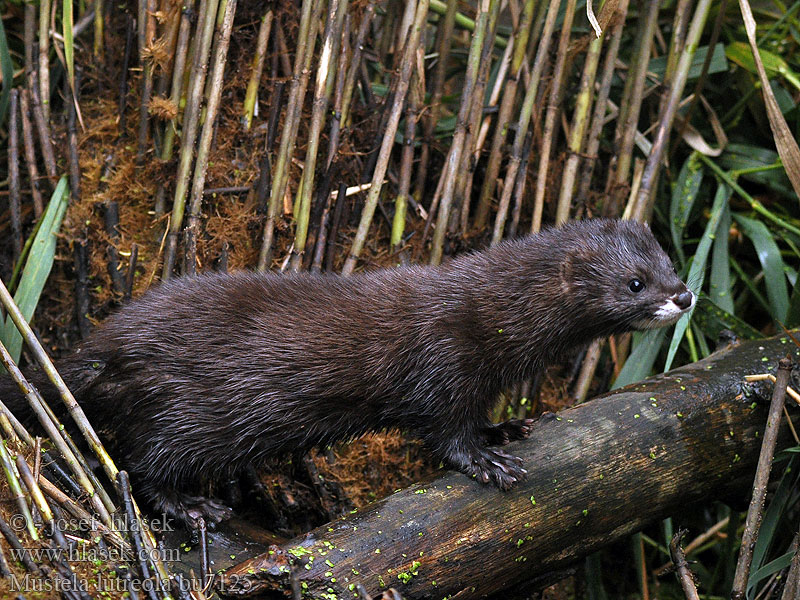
[4,219,694,526]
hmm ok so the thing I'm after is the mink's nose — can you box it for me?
[673,290,694,310]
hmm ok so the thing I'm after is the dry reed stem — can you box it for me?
[530,0,576,234]
[342,0,430,275]
[259,0,322,271]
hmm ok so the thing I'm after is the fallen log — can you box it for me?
[218,333,799,599]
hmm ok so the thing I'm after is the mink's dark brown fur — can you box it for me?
[3,219,694,526]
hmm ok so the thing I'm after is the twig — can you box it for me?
[731,357,793,599]
[29,72,58,189]
[8,89,22,262]
[38,0,51,123]
[19,89,44,217]
[73,238,92,339]
[669,529,700,600]
[66,68,82,201]
[117,471,161,600]
[118,14,135,138]
[124,243,138,302]
[104,201,125,297]
[0,514,41,573]
[325,181,347,271]
[242,9,273,131]
[0,436,38,540]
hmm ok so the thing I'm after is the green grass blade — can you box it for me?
[733,213,790,323]
[664,183,731,371]
[670,152,704,266]
[710,201,734,313]
[0,177,70,364]
[649,43,728,80]
[612,329,666,389]
[0,15,13,126]
[63,0,75,92]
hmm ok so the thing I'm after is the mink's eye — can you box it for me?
[628,279,645,293]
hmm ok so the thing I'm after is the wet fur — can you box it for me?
[3,219,691,525]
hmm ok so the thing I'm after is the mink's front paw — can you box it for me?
[482,418,535,445]
[463,447,527,490]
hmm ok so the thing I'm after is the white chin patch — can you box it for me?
[635,294,696,329]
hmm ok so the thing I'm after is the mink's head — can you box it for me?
[559,219,694,333]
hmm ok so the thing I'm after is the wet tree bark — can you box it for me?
[218,333,798,599]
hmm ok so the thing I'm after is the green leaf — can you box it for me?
[612,329,666,389]
[719,144,796,200]
[648,43,728,81]
[726,41,800,92]
[709,201,734,313]
[733,214,790,323]
[670,152,704,267]
[664,183,731,371]
[0,177,70,364]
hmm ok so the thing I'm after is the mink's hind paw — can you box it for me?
[150,489,233,530]
[451,447,527,490]
[481,419,535,445]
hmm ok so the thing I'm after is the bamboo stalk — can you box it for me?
[94,0,104,60]
[608,0,660,214]
[242,9,274,131]
[290,0,349,271]
[0,515,41,574]
[415,0,456,204]
[576,0,630,205]
[555,32,604,225]
[162,0,221,279]
[455,3,498,232]
[8,89,22,262]
[0,278,119,522]
[731,358,792,598]
[136,0,159,166]
[0,334,113,526]
[634,0,714,220]
[154,2,194,217]
[490,0,561,241]
[117,14,135,138]
[338,2,375,130]
[184,0,238,274]
[258,0,322,271]
[530,0,577,233]
[392,64,422,250]
[19,88,44,218]
[0,437,38,540]
[430,0,494,264]
[342,0,429,275]
[38,0,50,123]
[24,1,35,78]
[474,0,536,229]
[29,71,57,188]
[325,14,350,171]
